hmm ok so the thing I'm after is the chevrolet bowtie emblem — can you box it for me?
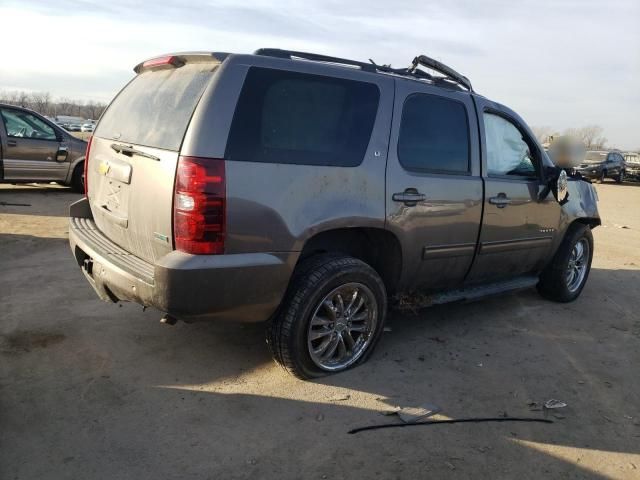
[98,162,110,176]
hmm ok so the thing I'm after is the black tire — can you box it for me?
[70,162,84,193]
[616,170,625,184]
[267,254,387,379]
[537,223,593,302]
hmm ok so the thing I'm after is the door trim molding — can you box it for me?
[423,242,476,260]
[479,236,552,255]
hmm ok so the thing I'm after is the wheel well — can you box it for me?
[574,217,601,229]
[298,228,402,294]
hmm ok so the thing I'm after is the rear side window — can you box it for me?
[95,63,217,151]
[398,94,470,174]
[226,67,380,166]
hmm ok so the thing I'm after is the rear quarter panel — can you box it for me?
[181,55,395,254]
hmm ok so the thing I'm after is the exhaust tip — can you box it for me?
[160,314,178,326]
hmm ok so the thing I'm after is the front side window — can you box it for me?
[397,94,469,174]
[226,67,380,167]
[484,113,536,177]
[0,109,57,140]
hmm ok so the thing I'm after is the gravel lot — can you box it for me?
[1,181,639,479]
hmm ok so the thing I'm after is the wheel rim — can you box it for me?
[566,238,589,293]
[307,282,378,371]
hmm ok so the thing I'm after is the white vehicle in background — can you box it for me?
[624,152,640,181]
[81,123,95,132]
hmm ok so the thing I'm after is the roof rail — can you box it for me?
[254,48,473,92]
[254,48,377,73]
[410,55,473,92]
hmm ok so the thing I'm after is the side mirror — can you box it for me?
[555,170,569,204]
[540,166,569,205]
[56,147,69,162]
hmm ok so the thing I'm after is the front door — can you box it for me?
[385,81,483,291]
[466,99,560,283]
[0,108,68,181]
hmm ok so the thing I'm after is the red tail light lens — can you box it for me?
[173,156,225,254]
[84,135,93,196]
[142,55,183,69]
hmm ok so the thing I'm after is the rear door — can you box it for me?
[88,58,219,263]
[0,107,67,181]
[466,98,560,283]
[385,81,483,291]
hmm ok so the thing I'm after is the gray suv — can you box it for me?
[69,49,600,378]
[0,104,87,191]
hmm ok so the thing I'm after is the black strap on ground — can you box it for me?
[348,417,554,434]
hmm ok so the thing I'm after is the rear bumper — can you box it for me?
[68,198,295,322]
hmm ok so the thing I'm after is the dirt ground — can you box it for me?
[1,181,639,479]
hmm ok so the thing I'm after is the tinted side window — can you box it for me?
[397,94,469,173]
[484,113,536,177]
[0,109,57,141]
[226,67,380,166]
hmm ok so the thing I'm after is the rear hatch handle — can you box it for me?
[111,143,160,162]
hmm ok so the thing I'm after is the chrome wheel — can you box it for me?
[566,238,589,293]
[307,282,378,371]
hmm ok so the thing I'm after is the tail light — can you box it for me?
[173,156,225,254]
[84,135,93,196]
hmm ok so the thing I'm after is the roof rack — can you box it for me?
[254,48,473,92]
[254,48,377,73]
[409,55,473,92]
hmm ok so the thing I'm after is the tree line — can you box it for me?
[0,90,107,121]
[531,125,610,150]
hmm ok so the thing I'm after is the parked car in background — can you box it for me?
[624,152,640,181]
[66,124,83,132]
[81,123,95,132]
[0,103,88,191]
[575,150,626,183]
[68,49,600,378]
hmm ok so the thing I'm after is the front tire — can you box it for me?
[616,170,625,184]
[267,254,387,379]
[537,223,593,302]
[597,170,606,183]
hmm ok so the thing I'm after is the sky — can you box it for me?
[0,0,638,149]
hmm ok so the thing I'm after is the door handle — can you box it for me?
[392,189,426,206]
[489,193,512,208]
[7,140,17,147]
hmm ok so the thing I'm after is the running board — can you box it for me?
[394,275,539,310]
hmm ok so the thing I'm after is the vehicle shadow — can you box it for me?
[0,184,81,217]
[2,264,639,478]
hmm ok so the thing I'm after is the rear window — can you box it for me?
[225,67,380,167]
[95,63,216,151]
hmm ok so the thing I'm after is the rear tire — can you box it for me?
[267,254,387,379]
[616,170,625,184]
[70,162,84,193]
[537,223,593,302]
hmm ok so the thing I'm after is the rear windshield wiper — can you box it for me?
[111,143,160,161]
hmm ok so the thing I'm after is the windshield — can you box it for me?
[95,63,217,151]
[585,151,607,162]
